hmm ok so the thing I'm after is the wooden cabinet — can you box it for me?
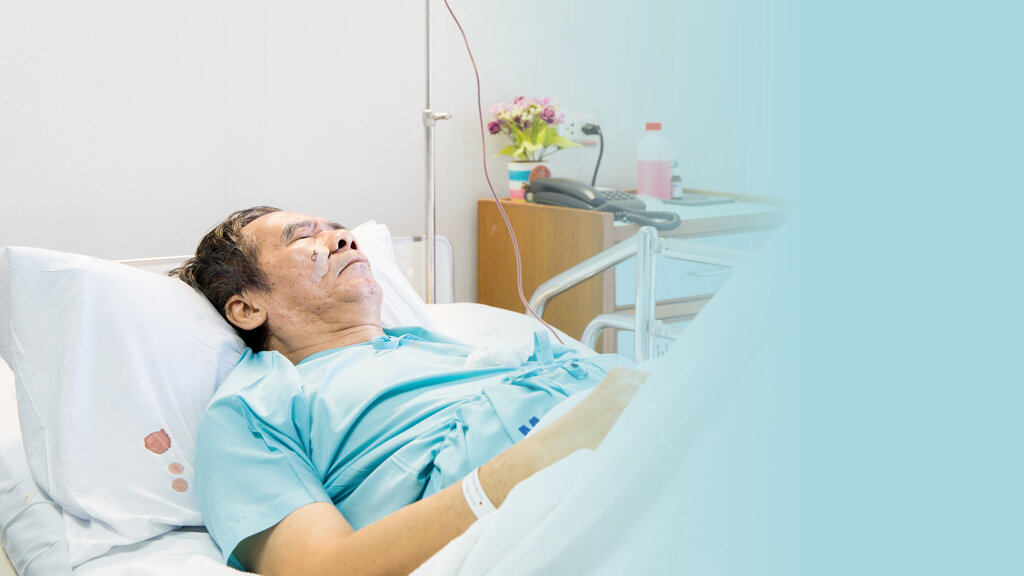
[476,195,787,354]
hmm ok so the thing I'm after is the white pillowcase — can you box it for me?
[351,221,444,333]
[0,247,247,566]
[0,370,71,576]
[0,222,444,568]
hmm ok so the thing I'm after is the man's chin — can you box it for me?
[352,276,383,302]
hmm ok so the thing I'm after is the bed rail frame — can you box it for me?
[527,226,750,363]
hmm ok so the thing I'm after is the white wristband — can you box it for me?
[461,467,497,519]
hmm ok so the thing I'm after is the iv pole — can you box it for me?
[422,0,450,304]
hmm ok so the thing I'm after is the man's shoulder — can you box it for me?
[207,348,302,408]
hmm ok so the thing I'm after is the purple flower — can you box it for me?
[540,107,556,123]
[487,121,501,135]
[513,96,526,105]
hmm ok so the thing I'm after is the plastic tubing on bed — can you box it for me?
[441,0,564,344]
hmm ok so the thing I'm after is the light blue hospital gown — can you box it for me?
[194,327,630,567]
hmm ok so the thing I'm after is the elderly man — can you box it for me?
[173,206,645,575]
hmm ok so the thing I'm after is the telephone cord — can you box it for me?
[596,204,682,231]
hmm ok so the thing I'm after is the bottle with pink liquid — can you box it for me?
[636,122,674,199]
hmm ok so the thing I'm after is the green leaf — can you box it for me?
[495,145,518,158]
[548,135,580,149]
[541,126,560,146]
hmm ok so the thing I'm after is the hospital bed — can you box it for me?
[1,221,766,576]
[0,220,587,575]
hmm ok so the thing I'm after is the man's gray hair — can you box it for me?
[170,206,281,351]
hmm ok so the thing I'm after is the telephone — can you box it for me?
[526,178,646,211]
[525,178,681,231]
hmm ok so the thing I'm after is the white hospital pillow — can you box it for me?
[3,358,71,576]
[0,441,72,575]
[1,359,16,438]
[0,247,246,566]
[351,221,445,333]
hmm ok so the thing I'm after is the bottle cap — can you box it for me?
[645,122,662,131]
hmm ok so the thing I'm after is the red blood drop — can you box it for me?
[144,430,171,454]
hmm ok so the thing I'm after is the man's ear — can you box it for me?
[224,292,268,332]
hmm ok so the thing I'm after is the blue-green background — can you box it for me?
[748,1,1022,572]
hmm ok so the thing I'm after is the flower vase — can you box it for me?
[507,161,551,202]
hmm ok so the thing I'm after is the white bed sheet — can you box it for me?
[49,232,784,576]
[71,530,250,576]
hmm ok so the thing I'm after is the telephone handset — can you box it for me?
[525,178,681,231]
[525,178,647,212]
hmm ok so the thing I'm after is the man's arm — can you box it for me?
[236,366,647,576]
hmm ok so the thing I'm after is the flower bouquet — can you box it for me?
[488,97,578,161]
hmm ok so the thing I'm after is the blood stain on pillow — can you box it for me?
[171,478,189,492]
[168,462,184,474]
[144,429,171,454]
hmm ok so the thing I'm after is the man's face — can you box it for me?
[241,211,382,333]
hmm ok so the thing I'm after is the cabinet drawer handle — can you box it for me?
[689,268,730,278]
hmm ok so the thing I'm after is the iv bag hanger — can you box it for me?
[423,0,452,304]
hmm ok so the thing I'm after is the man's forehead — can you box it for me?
[245,211,309,231]
[243,211,343,244]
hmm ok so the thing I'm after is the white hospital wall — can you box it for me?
[0,1,425,260]
[410,0,782,300]
[0,0,778,302]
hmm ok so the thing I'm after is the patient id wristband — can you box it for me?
[462,467,497,519]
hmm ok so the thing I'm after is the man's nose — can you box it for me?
[324,229,358,253]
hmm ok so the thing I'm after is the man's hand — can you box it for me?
[562,366,649,450]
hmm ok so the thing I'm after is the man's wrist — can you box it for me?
[461,467,497,519]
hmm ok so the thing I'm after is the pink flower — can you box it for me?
[488,96,576,161]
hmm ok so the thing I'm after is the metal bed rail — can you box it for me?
[527,226,751,363]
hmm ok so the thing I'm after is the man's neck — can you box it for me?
[269,324,387,365]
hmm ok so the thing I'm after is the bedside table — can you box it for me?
[476,193,787,355]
